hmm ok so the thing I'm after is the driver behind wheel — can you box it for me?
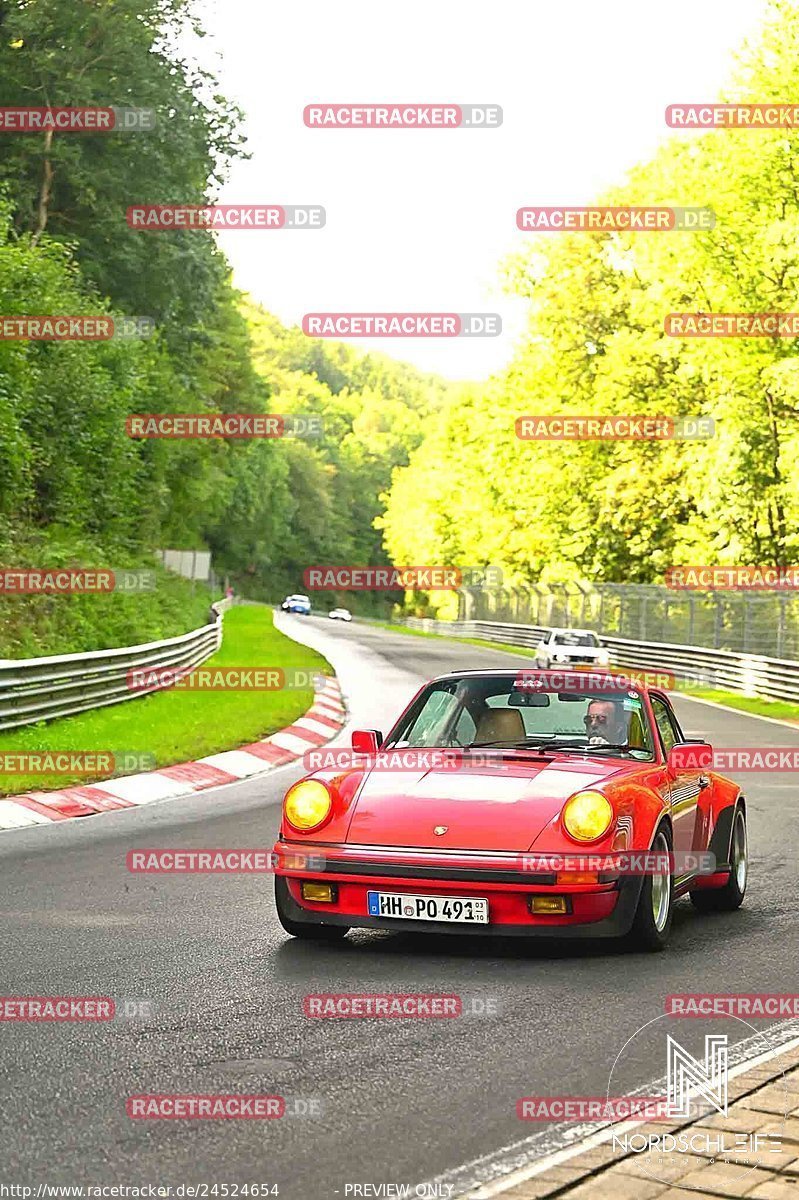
[584,698,628,745]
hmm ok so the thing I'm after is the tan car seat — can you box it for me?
[472,707,526,745]
[627,709,647,749]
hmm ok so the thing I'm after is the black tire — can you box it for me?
[274,877,349,941]
[627,823,674,952]
[690,805,747,912]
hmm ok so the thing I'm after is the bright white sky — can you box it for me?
[195,0,769,380]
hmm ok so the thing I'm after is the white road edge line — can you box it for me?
[431,1025,799,1200]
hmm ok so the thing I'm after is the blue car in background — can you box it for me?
[281,593,312,615]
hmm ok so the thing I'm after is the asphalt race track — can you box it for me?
[1,614,797,1196]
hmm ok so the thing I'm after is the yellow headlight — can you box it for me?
[562,790,613,842]
[284,780,332,831]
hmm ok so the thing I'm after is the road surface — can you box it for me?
[1,615,796,1196]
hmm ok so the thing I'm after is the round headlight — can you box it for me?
[562,790,613,842]
[284,780,332,831]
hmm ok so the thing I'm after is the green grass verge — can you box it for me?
[0,605,333,796]
[684,688,799,722]
[373,620,799,723]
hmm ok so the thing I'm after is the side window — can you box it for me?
[404,689,459,745]
[454,707,476,745]
[651,696,681,755]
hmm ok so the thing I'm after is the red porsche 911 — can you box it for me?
[272,670,748,951]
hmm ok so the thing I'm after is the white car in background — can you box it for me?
[328,607,352,622]
[534,628,610,669]
[281,594,312,615]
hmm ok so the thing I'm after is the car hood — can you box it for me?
[344,757,626,852]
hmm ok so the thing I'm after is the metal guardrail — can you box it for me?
[0,597,232,732]
[399,617,799,704]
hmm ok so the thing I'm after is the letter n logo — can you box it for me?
[667,1034,728,1117]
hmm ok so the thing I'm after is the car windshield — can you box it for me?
[387,673,654,759]
[552,632,599,647]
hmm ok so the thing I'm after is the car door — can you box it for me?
[649,692,704,878]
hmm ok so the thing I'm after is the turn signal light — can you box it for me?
[530,896,568,914]
[556,871,600,886]
[301,882,336,903]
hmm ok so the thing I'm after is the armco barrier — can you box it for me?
[0,597,232,732]
[398,617,799,704]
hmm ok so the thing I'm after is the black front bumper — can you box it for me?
[275,874,645,940]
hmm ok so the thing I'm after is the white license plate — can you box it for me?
[367,890,489,924]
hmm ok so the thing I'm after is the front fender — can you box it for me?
[527,774,670,856]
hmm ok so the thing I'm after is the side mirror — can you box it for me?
[352,729,383,754]
[668,741,712,773]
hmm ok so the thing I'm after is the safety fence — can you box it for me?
[459,582,799,660]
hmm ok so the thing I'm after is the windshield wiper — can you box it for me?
[464,741,556,755]
[537,741,635,755]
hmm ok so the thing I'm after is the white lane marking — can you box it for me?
[429,1023,799,1200]
[0,800,55,828]
[98,773,197,804]
[196,749,273,779]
